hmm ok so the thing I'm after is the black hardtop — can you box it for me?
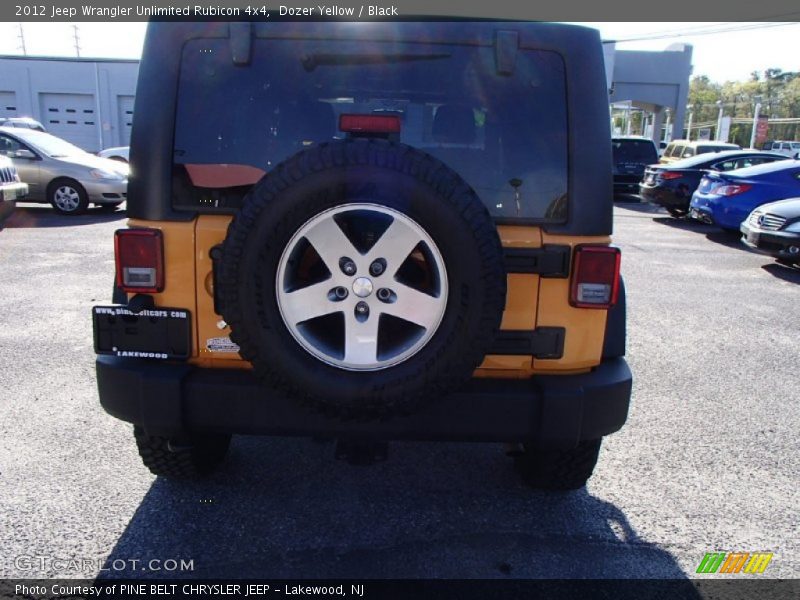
[129,20,614,235]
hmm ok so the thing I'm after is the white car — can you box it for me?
[97,146,129,163]
[761,141,800,158]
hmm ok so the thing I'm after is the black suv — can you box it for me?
[612,136,658,196]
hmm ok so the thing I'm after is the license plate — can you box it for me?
[645,175,655,185]
[1,187,24,202]
[746,230,759,245]
[92,305,191,359]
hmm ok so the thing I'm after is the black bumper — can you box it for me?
[639,186,686,210]
[613,175,642,194]
[96,356,632,449]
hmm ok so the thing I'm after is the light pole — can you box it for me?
[715,100,724,141]
[664,109,671,143]
[686,104,693,141]
[749,95,762,149]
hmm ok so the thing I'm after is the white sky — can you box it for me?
[0,21,798,83]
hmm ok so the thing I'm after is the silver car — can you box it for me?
[0,126,128,215]
[0,154,29,222]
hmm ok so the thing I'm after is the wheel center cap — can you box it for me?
[352,277,373,298]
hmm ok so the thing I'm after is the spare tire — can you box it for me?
[218,139,505,419]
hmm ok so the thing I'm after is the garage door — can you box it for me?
[0,92,18,119]
[39,93,99,152]
[117,95,134,146]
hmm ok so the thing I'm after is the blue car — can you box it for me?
[689,159,800,230]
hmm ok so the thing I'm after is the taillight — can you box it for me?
[114,229,164,293]
[570,245,621,309]
[339,114,401,134]
[659,171,683,180]
[714,184,751,197]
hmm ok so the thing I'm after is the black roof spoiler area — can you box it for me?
[494,30,518,75]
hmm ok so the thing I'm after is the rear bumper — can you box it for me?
[96,355,632,449]
[613,175,643,194]
[640,185,686,209]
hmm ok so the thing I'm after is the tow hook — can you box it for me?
[334,439,389,466]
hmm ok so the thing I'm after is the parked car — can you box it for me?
[760,140,800,158]
[640,150,788,217]
[660,140,740,164]
[612,136,658,195]
[0,154,29,222]
[97,146,129,163]
[0,127,128,215]
[0,117,46,132]
[689,160,800,230]
[740,198,800,266]
[92,21,631,489]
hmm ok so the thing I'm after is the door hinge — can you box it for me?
[503,245,570,277]
[490,327,565,359]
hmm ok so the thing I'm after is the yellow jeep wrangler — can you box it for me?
[93,21,631,489]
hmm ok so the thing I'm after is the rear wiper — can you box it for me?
[301,52,450,72]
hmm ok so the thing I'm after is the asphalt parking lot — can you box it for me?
[0,201,798,581]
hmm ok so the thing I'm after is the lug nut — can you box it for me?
[340,257,357,276]
[355,301,370,320]
[369,259,386,276]
[333,286,348,300]
[377,288,391,301]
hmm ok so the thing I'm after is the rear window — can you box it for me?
[172,37,569,221]
[612,139,657,164]
[666,144,684,158]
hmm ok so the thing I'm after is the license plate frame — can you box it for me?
[746,229,760,246]
[92,305,191,360]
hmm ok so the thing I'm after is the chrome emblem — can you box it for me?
[352,277,374,298]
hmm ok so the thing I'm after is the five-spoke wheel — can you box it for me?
[276,203,448,371]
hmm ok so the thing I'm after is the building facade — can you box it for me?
[0,56,138,153]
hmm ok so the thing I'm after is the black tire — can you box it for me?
[133,426,231,478]
[48,178,89,215]
[666,207,688,218]
[218,139,506,419]
[514,439,603,491]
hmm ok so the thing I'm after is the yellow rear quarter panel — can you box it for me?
[128,219,611,376]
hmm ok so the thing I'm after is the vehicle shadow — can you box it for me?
[613,193,643,203]
[651,216,761,252]
[99,437,699,584]
[0,205,126,229]
[651,216,714,233]
[761,262,800,283]
[615,201,664,215]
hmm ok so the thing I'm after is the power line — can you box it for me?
[17,23,26,56]
[612,21,800,43]
[72,25,81,58]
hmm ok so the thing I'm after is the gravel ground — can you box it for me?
[0,202,797,581]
